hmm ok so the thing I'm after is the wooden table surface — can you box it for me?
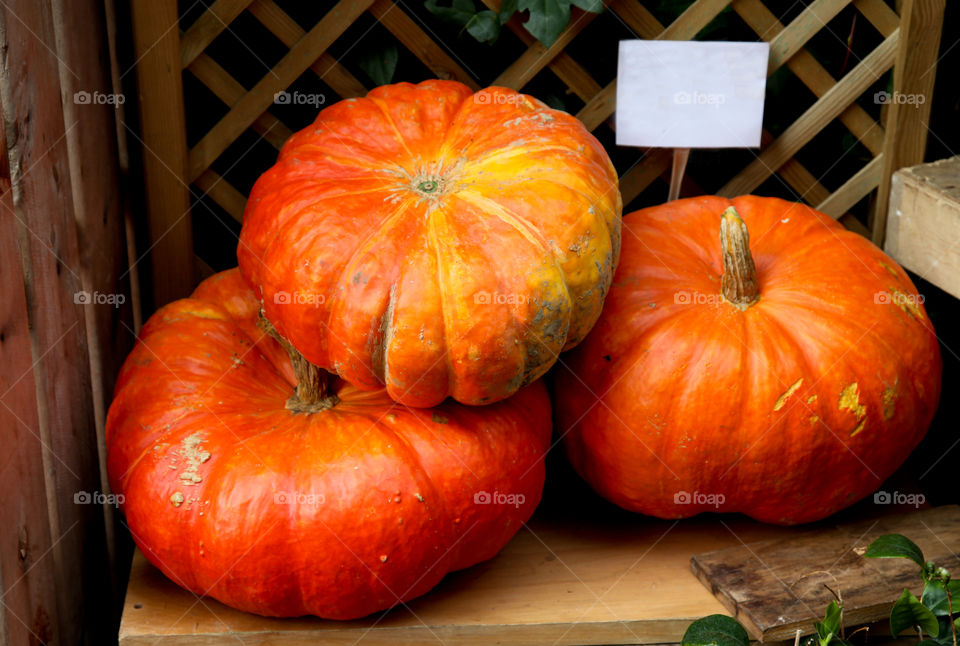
[119,508,803,645]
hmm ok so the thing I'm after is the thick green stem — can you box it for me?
[258,310,339,413]
[720,206,760,310]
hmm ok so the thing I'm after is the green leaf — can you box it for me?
[424,0,477,26]
[356,45,398,87]
[819,601,843,639]
[518,0,570,47]
[570,0,604,12]
[865,534,925,567]
[917,640,943,646]
[921,580,960,616]
[891,589,940,638]
[465,10,500,42]
[498,0,518,24]
[682,615,750,646]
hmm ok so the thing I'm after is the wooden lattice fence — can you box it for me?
[131,0,945,308]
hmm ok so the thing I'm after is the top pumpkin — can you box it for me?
[238,80,621,407]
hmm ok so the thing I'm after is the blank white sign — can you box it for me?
[615,40,769,148]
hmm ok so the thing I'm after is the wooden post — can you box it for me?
[130,0,194,307]
[0,0,119,643]
[872,0,945,246]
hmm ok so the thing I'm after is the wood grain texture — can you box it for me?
[51,0,137,630]
[0,98,61,646]
[884,156,960,299]
[131,0,195,307]
[692,505,960,643]
[0,0,117,643]
[119,513,798,645]
[872,0,944,245]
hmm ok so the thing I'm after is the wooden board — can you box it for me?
[884,156,960,301]
[120,511,805,645]
[691,505,960,643]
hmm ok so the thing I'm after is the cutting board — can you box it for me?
[691,505,960,642]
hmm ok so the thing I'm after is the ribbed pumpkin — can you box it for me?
[238,80,621,408]
[555,196,941,525]
[106,269,551,619]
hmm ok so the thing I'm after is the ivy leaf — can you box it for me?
[465,10,500,42]
[499,0,518,24]
[356,44,398,87]
[682,615,750,646]
[517,0,603,47]
[865,534,925,567]
[890,589,940,638]
[815,601,843,641]
[424,0,477,26]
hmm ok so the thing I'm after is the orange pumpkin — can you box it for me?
[106,269,551,618]
[238,80,621,407]
[555,196,941,525]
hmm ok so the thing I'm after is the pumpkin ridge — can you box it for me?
[368,95,419,163]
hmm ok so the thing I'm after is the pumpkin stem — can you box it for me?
[257,309,339,413]
[720,206,760,310]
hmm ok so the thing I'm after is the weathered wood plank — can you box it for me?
[884,156,960,299]
[131,0,195,306]
[692,506,960,642]
[0,1,114,643]
[872,0,944,245]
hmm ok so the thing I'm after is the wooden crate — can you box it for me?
[884,155,960,300]
[130,0,946,308]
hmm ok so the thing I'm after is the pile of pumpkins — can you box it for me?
[106,81,941,619]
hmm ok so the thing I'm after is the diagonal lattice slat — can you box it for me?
[129,0,944,304]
